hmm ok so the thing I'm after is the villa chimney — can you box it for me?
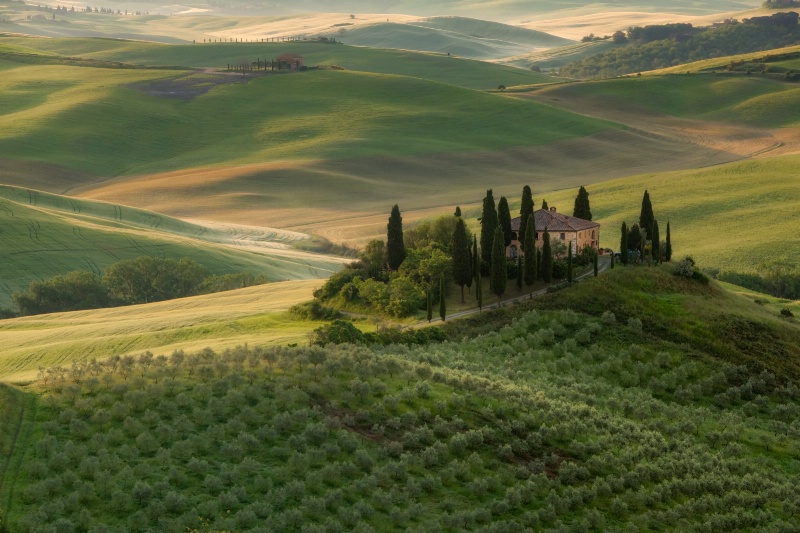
[550,206,556,212]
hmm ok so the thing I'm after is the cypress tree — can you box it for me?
[490,226,506,306]
[476,268,483,311]
[610,252,615,269]
[439,276,446,322]
[639,190,655,241]
[466,243,473,293]
[386,204,406,270]
[426,290,432,323]
[572,186,592,220]
[628,223,642,257]
[472,235,479,288]
[665,221,672,262]
[541,199,549,211]
[479,190,497,267]
[523,215,537,298]
[519,185,534,247]
[517,253,523,292]
[620,221,629,265]
[497,196,512,247]
[454,206,461,217]
[452,218,471,303]
[541,228,553,283]
[652,219,660,263]
[536,247,543,279]
[567,244,573,284]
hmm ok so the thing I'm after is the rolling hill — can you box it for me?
[0,185,344,309]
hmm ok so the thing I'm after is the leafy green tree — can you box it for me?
[541,228,553,282]
[572,186,592,220]
[490,226,506,305]
[439,276,446,322]
[620,221,629,265]
[628,223,643,256]
[523,215,537,297]
[451,218,472,303]
[361,239,385,279]
[567,245,573,284]
[13,270,109,315]
[639,190,655,240]
[665,221,673,262]
[519,185,534,247]
[387,205,406,270]
[479,190,497,267]
[104,257,209,305]
[497,196,512,247]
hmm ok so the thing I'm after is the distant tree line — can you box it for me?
[11,257,266,316]
[561,13,800,78]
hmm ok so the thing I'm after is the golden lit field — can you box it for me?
[0,280,324,382]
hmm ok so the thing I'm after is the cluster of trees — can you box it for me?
[764,0,800,7]
[12,257,266,316]
[618,190,672,266]
[717,267,800,300]
[561,14,800,78]
[314,187,597,319]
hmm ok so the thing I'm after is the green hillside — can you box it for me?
[0,53,613,180]
[0,186,342,308]
[2,267,799,531]
[331,17,572,60]
[0,37,558,89]
[532,154,800,276]
[536,74,800,127]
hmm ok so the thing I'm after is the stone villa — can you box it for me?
[507,206,600,259]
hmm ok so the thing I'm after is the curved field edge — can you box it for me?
[0,186,344,308]
[0,279,324,382]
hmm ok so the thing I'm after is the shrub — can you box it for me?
[310,320,365,346]
[288,301,341,320]
[781,308,794,318]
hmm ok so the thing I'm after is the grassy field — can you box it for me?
[0,279,324,382]
[502,39,618,70]
[534,73,800,128]
[0,185,344,308]
[531,154,800,276]
[0,37,558,89]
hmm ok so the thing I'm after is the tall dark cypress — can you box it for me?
[523,215,537,298]
[426,290,432,323]
[516,253,523,292]
[490,226,506,305]
[479,190,497,267]
[497,196,512,247]
[620,221,629,266]
[452,218,471,303]
[572,186,592,220]
[541,199,549,211]
[476,268,483,311]
[639,190,655,241]
[541,228,553,283]
[439,276,446,322]
[519,185,534,248]
[652,219,660,263]
[665,221,672,262]
[386,204,406,270]
[472,235,479,287]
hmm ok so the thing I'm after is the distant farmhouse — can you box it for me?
[277,53,305,70]
[507,206,600,259]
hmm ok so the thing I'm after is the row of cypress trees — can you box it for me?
[619,190,672,265]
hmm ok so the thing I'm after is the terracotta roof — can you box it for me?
[511,208,599,233]
[277,53,304,60]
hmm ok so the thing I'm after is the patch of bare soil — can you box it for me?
[130,69,266,99]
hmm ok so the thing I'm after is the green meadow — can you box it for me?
[0,185,343,308]
[536,154,800,275]
[536,73,800,127]
[0,37,558,89]
[0,54,614,179]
